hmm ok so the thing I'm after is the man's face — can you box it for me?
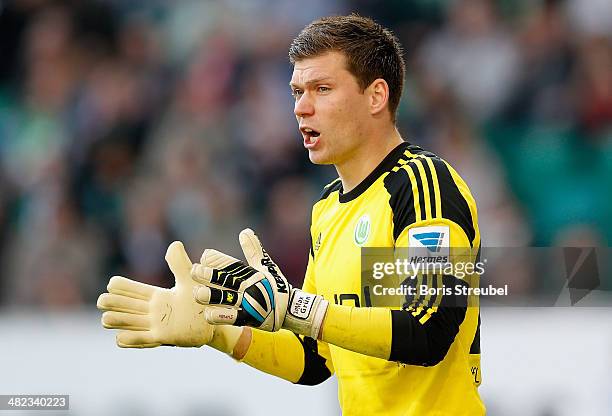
[290,52,370,165]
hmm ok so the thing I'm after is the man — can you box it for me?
[98,15,485,415]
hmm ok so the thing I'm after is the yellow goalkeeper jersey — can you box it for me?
[303,141,485,415]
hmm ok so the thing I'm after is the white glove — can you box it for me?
[191,228,329,339]
[97,241,215,348]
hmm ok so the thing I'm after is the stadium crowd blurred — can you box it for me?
[0,0,610,309]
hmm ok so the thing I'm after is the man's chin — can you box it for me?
[308,149,334,165]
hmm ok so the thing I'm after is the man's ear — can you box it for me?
[367,78,390,117]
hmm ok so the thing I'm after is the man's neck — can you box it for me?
[336,127,404,193]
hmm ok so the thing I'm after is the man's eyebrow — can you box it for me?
[289,77,333,88]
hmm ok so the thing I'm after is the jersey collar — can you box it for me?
[338,141,410,203]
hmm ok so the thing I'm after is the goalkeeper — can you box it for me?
[98,14,485,416]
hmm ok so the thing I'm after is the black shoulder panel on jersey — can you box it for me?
[384,168,416,241]
[431,158,476,245]
[406,143,437,158]
[295,335,332,385]
[318,179,342,202]
[389,275,468,366]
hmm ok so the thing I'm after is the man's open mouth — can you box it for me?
[300,127,321,137]
[301,127,321,143]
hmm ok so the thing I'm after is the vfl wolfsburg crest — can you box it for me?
[354,214,371,246]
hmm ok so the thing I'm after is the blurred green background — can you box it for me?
[0,0,610,307]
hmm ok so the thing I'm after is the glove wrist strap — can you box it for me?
[282,289,329,338]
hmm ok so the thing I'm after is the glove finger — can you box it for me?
[165,241,192,285]
[116,330,161,348]
[205,306,238,325]
[210,305,265,328]
[97,293,149,315]
[192,262,256,291]
[102,311,149,331]
[239,228,273,273]
[239,229,289,293]
[107,276,155,301]
[200,248,241,269]
[194,285,241,307]
[191,264,216,285]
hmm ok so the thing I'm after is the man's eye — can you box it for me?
[317,86,330,93]
[291,89,303,98]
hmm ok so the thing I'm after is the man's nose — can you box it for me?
[294,93,314,118]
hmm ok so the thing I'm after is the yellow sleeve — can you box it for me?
[321,304,392,359]
[240,328,307,383]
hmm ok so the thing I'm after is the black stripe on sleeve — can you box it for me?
[430,158,475,245]
[389,275,468,366]
[422,159,437,218]
[411,273,447,323]
[295,335,332,385]
[383,168,416,241]
[407,161,426,221]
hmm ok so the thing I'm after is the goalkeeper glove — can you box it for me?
[97,241,216,348]
[191,228,329,339]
